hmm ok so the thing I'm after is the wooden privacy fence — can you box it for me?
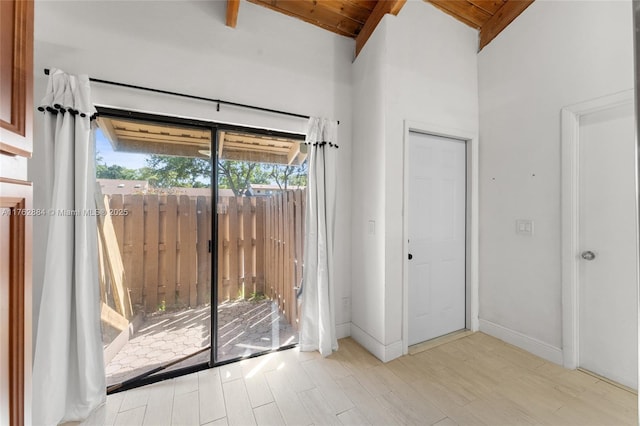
[97,189,306,328]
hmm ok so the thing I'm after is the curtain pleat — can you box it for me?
[32,69,105,425]
[300,117,339,356]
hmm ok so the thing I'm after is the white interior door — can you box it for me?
[578,101,638,390]
[408,132,466,346]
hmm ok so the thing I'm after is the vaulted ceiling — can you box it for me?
[225,0,534,56]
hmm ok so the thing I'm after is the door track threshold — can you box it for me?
[408,329,472,355]
[577,368,637,395]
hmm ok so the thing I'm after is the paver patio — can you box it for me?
[105,298,297,386]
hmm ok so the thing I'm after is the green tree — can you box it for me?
[268,162,308,190]
[218,160,269,195]
[96,163,140,180]
[145,155,211,188]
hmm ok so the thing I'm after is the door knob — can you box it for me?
[408,253,413,260]
[581,251,596,261]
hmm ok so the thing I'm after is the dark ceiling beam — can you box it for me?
[355,0,407,57]
[479,0,534,50]
[226,0,240,28]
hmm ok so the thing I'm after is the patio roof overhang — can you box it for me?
[97,116,307,166]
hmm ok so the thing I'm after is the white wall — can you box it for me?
[478,0,634,359]
[31,0,353,342]
[351,0,479,360]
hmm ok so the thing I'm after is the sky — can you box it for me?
[95,128,150,169]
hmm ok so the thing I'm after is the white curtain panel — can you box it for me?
[32,69,105,425]
[300,117,339,356]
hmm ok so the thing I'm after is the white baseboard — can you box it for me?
[479,319,563,365]
[336,322,351,339]
[350,322,403,362]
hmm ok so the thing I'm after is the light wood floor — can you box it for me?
[76,332,637,426]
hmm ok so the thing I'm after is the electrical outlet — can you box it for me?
[516,219,534,236]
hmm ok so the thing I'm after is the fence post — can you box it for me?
[196,196,209,306]
[255,198,265,296]
[144,194,160,312]
[164,195,178,307]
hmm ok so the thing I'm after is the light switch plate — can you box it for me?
[516,219,534,236]
[368,220,375,235]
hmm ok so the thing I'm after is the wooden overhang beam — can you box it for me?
[355,0,407,57]
[479,0,534,50]
[226,0,240,28]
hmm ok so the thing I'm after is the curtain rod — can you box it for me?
[43,68,339,124]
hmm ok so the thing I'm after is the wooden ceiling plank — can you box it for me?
[222,150,288,165]
[427,0,492,28]
[287,143,301,165]
[479,0,534,50]
[112,120,210,139]
[247,0,360,37]
[355,0,407,57]
[218,131,225,157]
[115,129,210,145]
[226,0,240,28]
[426,2,479,28]
[224,143,291,154]
[224,135,293,148]
[467,0,507,15]
[320,0,374,24]
[348,0,378,12]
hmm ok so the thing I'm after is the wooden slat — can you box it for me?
[286,192,295,325]
[111,119,211,139]
[277,193,285,314]
[479,0,534,50]
[96,194,132,318]
[287,143,300,165]
[114,129,210,145]
[144,194,159,312]
[255,198,265,296]
[248,0,360,37]
[127,194,145,306]
[294,189,303,326]
[196,196,209,305]
[355,0,406,57]
[206,196,213,304]
[219,199,228,302]
[221,150,288,165]
[243,197,254,296]
[177,195,190,306]
[188,197,198,307]
[110,194,125,253]
[223,142,291,154]
[228,197,239,299]
[164,195,178,306]
[226,0,240,28]
[427,1,477,28]
[101,302,129,332]
[468,0,507,15]
[427,0,492,28]
[218,130,226,157]
[158,196,168,306]
[265,198,273,299]
[315,0,374,24]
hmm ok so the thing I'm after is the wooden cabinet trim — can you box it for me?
[0,0,33,157]
[0,181,30,426]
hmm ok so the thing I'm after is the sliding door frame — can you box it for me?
[96,106,304,393]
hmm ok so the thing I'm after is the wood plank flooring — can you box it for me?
[76,332,637,425]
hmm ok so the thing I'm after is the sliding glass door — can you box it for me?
[95,108,307,391]
[214,129,306,362]
[95,112,213,389]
